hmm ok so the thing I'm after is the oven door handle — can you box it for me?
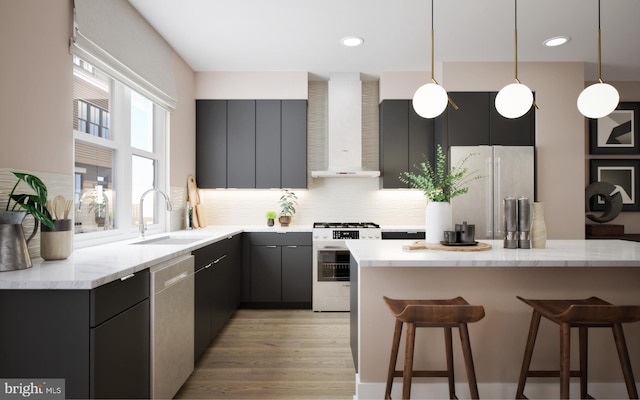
[317,245,348,250]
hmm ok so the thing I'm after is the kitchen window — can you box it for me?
[73,57,168,247]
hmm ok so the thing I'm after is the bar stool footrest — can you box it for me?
[392,370,451,378]
[527,370,582,378]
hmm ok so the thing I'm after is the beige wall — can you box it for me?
[0,0,73,174]
[169,52,197,186]
[0,0,196,220]
[195,71,308,99]
[444,62,586,239]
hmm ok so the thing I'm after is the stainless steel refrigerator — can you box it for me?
[450,146,535,240]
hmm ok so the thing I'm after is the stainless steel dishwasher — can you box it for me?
[150,254,195,399]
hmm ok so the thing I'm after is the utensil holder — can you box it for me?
[41,219,73,260]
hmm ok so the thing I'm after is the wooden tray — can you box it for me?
[403,241,492,252]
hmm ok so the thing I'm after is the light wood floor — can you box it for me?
[175,309,356,399]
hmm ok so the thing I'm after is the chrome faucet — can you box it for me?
[139,188,172,238]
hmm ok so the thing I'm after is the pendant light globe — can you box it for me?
[412,82,448,119]
[577,82,619,119]
[495,82,533,119]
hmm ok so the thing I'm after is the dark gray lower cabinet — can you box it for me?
[194,234,242,361]
[90,299,150,399]
[0,270,150,399]
[245,232,312,308]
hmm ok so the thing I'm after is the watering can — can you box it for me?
[0,210,38,271]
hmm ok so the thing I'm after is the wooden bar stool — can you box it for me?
[516,296,640,399]
[383,296,485,400]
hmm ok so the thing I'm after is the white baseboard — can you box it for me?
[354,374,638,399]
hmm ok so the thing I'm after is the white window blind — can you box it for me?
[71,0,177,110]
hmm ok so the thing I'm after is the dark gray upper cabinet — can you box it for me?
[379,100,435,189]
[444,92,491,146]
[488,92,536,146]
[281,100,308,188]
[227,100,257,188]
[256,100,282,188]
[196,100,227,188]
[443,92,535,147]
[196,99,307,189]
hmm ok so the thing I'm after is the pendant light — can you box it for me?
[577,0,619,119]
[412,0,457,119]
[495,0,535,119]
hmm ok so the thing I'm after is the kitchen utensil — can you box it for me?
[455,221,475,243]
[187,176,204,228]
[64,199,73,220]
[53,195,65,221]
[443,231,457,244]
[403,240,491,252]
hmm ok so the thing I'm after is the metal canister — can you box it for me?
[503,197,517,249]
[518,197,531,249]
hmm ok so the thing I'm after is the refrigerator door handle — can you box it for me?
[495,156,502,238]
[485,157,493,237]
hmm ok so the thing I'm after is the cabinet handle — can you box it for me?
[286,245,298,248]
[164,272,189,288]
[276,232,287,234]
[120,273,135,281]
[266,245,277,248]
[204,262,214,269]
[213,254,227,264]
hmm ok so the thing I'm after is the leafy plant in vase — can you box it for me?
[1,172,55,271]
[278,190,298,227]
[399,145,482,243]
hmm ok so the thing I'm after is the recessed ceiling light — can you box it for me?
[341,36,364,47]
[543,36,570,47]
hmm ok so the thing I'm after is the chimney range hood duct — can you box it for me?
[311,73,380,178]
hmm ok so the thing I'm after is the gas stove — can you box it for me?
[313,222,381,229]
[312,222,381,241]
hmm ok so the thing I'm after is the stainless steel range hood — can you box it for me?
[311,73,380,178]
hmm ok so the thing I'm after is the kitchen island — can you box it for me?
[348,239,640,400]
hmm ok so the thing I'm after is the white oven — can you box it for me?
[312,223,381,311]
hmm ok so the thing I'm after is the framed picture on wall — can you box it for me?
[590,159,640,211]
[589,102,640,154]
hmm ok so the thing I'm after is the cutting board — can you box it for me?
[403,241,492,252]
[187,176,207,228]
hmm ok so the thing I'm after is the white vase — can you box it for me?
[530,202,547,249]
[425,201,452,243]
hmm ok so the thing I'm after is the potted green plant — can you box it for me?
[1,172,55,271]
[3,172,55,230]
[278,190,298,227]
[399,145,482,243]
[265,210,277,227]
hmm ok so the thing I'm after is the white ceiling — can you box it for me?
[128,0,640,82]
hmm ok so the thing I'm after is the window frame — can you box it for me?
[73,66,169,249]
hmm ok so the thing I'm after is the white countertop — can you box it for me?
[347,239,640,267]
[0,225,318,290]
[0,227,248,290]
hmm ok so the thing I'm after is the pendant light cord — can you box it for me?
[514,0,519,82]
[429,0,458,109]
[597,0,603,83]
[512,0,538,109]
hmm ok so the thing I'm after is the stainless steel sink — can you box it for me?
[131,235,208,245]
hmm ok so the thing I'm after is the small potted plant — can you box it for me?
[265,210,277,227]
[278,190,298,227]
